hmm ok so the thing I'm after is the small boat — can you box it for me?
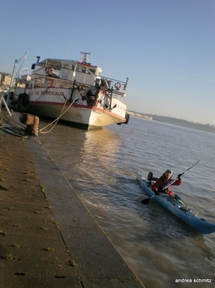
[137,171,215,234]
[13,52,130,130]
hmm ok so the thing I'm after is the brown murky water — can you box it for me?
[38,117,215,288]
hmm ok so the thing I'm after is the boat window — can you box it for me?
[53,69,60,77]
[35,78,43,87]
[47,79,54,86]
[45,66,61,78]
[89,69,95,75]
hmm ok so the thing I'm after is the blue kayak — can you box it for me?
[137,171,215,234]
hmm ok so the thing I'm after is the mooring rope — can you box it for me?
[39,92,80,134]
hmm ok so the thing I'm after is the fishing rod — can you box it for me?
[162,159,201,191]
[142,159,201,205]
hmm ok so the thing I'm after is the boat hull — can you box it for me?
[137,171,215,234]
[19,102,126,130]
[15,87,128,130]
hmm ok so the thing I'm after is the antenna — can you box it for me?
[80,52,92,63]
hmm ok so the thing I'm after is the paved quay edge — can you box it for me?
[26,136,145,288]
[0,127,145,288]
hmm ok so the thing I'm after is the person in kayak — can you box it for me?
[146,172,158,186]
[152,169,182,196]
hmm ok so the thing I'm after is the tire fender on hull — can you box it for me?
[17,93,29,110]
[117,113,130,125]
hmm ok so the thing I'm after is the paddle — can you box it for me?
[141,195,155,204]
[141,159,200,205]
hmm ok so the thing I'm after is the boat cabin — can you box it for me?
[31,57,102,87]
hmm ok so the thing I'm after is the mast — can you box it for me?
[80,52,91,63]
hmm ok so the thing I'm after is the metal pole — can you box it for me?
[7,60,18,105]
[0,95,12,117]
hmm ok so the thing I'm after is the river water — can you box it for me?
[38,116,215,288]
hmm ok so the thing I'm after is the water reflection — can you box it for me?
[79,128,122,169]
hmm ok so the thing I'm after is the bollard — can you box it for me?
[19,113,39,137]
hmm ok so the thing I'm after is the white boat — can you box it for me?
[14,52,130,130]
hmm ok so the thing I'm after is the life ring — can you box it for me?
[114,82,121,90]
[124,113,130,124]
[117,113,130,125]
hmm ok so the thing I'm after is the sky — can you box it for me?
[1,0,214,125]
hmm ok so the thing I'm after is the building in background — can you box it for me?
[0,73,11,91]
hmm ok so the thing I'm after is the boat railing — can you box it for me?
[102,76,129,91]
[112,90,126,98]
[31,59,129,92]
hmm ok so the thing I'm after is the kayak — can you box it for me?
[137,171,215,234]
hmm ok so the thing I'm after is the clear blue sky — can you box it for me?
[1,0,214,125]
